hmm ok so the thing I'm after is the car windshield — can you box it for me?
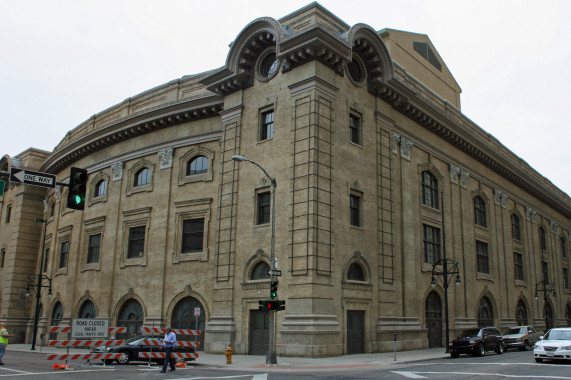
[505,327,525,335]
[545,330,571,341]
[459,329,481,337]
[125,335,145,345]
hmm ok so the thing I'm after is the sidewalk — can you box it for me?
[8,343,448,371]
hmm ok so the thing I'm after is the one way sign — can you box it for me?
[10,168,56,188]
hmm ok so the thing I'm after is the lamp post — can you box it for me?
[232,155,277,365]
[534,280,556,332]
[28,218,52,350]
[431,258,461,353]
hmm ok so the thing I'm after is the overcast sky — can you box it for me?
[1,0,570,196]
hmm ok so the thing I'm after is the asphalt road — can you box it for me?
[0,349,570,379]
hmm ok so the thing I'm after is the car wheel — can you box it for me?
[495,342,504,355]
[475,343,485,357]
[117,351,132,365]
[523,341,531,351]
[535,358,543,363]
[450,352,459,358]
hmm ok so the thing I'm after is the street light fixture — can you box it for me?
[29,218,52,350]
[231,154,278,365]
[534,280,556,332]
[430,258,461,353]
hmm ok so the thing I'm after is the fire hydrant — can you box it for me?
[225,344,233,364]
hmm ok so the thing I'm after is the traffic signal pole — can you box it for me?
[267,175,277,366]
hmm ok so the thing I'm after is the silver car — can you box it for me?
[533,328,571,362]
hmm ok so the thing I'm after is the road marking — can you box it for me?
[0,369,115,377]
[170,375,267,380]
[393,370,571,379]
[392,371,426,378]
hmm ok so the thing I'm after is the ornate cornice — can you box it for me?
[40,95,223,175]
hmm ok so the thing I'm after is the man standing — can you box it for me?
[0,323,14,365]
[159,326,176,373]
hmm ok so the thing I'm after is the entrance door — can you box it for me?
[249,310,269,355]
[347,310,365,354]
[425,291,443,348]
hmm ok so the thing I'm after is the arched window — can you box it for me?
[347,262,365,281]
[425,291,442,348]
[50,302,64,340]
[171,297,205,350]
[539,227,546,251]
[561,237,567,258]
[186,156,208,176]
[78,300,96,318]
[515,300,527,326]
[250,262,270,280]
[421,171,439,209]
[117,299,144,340]
[94,180,107,197]
[477,296,493,327]
[134,168,151,187]
[474,196,487,227]
[511,214,521,241]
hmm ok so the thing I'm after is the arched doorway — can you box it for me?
[78,300,96,318]
[516,300,528,326]
[117,299,144,340]
[565,304,571,326]
[425,291,442,348]
[171,297,205,351]
[50,302,63,340]
[477,296,494,327]
[544,303,554,331]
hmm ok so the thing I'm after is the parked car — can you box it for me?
[449,327,505,358]
[533,327,571,363]
[502,325,541,351]
[91,335,196,364]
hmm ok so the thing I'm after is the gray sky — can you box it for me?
[1,0,570,196]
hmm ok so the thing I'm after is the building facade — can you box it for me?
[1,3,570,357]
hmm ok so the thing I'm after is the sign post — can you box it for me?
[193,307,200,342]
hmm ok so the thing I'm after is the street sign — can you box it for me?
[267,269,282,277]
[10,168,56,188]
[193,307,201,317]
[71,318,109,339]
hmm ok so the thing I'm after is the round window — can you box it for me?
[259,52,280,79]
[347,56,365,85]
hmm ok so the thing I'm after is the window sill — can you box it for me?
[120,254,147,268]
[173,248,208,263]
[476,272,494,282]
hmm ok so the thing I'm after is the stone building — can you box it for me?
[0,2,570,357]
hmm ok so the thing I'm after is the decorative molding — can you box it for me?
[43,199,48,214]
[449,164,461,185]
[526,207,537,223]
[501,193,508,208]
[550,221,559,234]
[391,133,414,160]
[493,189,508,208]
[158,148,173,170]
[460,170,470,188]
[112,161,123,181]
[55,186,61,202]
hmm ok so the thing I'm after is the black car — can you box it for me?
[449,327,505,358]
[91,335,196,364]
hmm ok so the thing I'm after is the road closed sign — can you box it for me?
[71,318,109,339]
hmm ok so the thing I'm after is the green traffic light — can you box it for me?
[74,195,84,205]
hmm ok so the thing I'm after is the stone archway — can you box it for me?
[171,297,205,351]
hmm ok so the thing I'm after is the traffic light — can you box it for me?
[258,300,268,311]
[67,167,88,210]
[270,280,278,300]
[276,300,285,311]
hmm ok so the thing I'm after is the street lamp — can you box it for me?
[534,280,556,332]
[232,154,278,365]
[28,218,52,350]
[431,258,461,353]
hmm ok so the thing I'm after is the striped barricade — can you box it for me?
[49,326,71,334]
[139,352,199,360]
[47,353,125,361]
[141,327,201,336]
[138,339,200,348]
[49,339,125,347]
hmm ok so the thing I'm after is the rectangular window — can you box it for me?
[59,241,69,269]
[514,252,524,281]
[256,191,271,225]
[5,205,11,223]
[564,268,569,289]
[349,114,361,145]
[259,110,274,141]
[423,225,441,264]
[476,241,489,274]
[87,234,101,264]
[350,193,361,227]
[0,249,4,268]
[181,218,204,253]
[127,226,145,258]
[43,248,49,272]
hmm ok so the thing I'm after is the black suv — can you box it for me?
[449,327,505,358]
